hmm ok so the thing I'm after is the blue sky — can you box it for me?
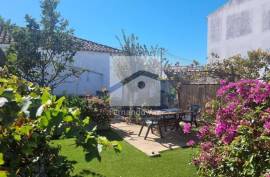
[0,0,227,64]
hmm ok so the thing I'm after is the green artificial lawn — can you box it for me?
[52,130,198,177]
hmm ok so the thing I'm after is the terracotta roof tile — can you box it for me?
[74,37,122,54]
[0,24,121,54]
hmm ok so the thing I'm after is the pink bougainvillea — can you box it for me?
[200,142,213,152]
[197,125,210,139]
[182,122,192,134]
[186,140,196,147]
[193,80,270,177]
[215,121,227,137]
[265,173,270,177]
[264,121,270,134]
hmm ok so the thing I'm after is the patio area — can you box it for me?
[111,119,197,156]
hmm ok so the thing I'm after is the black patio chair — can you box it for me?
[160,108,181,131]
[181,104,201,127]
[138,109,163,139]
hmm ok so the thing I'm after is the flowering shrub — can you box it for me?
[65,96,112,130]
[182,122,192,134]
[0,69,121,176]
[85,97,112,130]
[193,80,270,177]
[186,140,196,147]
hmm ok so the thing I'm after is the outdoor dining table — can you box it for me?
[139,109,182,139]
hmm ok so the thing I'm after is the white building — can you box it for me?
[53,38,121,96]
[0,27,121,96]
[208,0,270,63]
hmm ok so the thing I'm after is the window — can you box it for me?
[226,11,252,39]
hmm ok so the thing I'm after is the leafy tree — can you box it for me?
[115,30,164,77]
[164,62,208,108]
[0,68,121,176]
[6,0,84,89]
[207,49,270,82]
[164,59,206,86]
[165,50,270,86]
[116,30,163,56]
[0,17,13,67]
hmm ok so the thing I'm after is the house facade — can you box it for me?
[53,38,121,96]
[208,0,270,63]
[0,26,122,96]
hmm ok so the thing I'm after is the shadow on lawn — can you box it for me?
[97,129,123,141]
[72,130,121,177]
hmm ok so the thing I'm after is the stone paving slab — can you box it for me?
[111,120,195,156]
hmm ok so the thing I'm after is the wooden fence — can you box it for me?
[177,84,220,110]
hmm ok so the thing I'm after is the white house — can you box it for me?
[208,0,270,63]
[52,38,122,96]
[0,26,122,96]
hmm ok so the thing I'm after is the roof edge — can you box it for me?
[207,0,231,18]
[0,24,122,54]
[74,37,122,54]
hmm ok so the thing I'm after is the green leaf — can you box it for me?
[65,127,71,133]
[260,135,270,140]
[0,153,4,165]
[0,88,4,95]
[41,89,50,104]
[56,97,65,110]
[13,134,21,141]
[44,110,51,120]
[14,93,22,102]
[0,79,8,83]
[83,116,91,126]
[52,109,60,117]
[112,141,122,153]
[40,116,49,127]
[64,115,73,123]
[20,125,32,136]
[70,108,80,118]
[0,170,8,177]
[249,155,254,163]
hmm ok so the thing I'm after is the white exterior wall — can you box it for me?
[0,44,112,96]
[53,51,111,96]
[208,0,270,63]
